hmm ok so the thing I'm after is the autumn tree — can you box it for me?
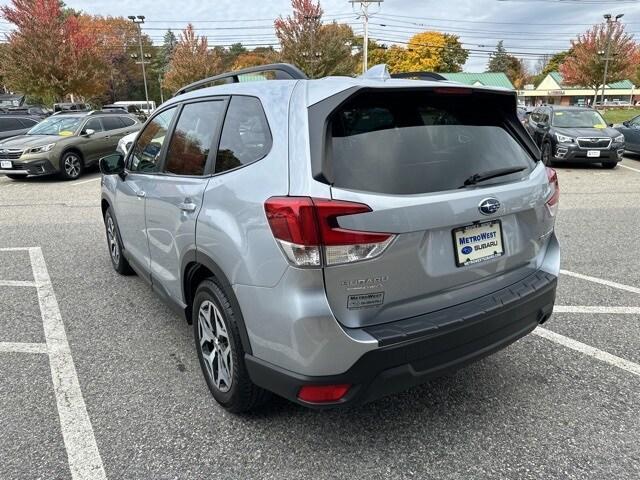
[164,24,223,93]
[376,32,468,74]
[0,0,106,102]
[560,21,639,105]
[275,0,357,78]
[486,40,528,88]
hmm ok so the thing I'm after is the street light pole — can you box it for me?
[129,15,150,113]
[600,13,624,109]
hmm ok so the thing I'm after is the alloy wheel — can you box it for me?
[106,216,120,264]
[198,300,233,393]
[64,154,81,178]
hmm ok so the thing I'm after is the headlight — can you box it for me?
[614,134,625,143]
[28,143,56,154]
[555,133,574,143]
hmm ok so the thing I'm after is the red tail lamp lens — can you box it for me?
[297,384,351,403]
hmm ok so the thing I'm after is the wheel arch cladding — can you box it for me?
[182,250,253,355]
[61,147,84,166]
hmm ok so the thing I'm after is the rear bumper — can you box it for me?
[246,270,557,408]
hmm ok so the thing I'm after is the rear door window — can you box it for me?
[325,90,535,195]
[120,116,136,127]
[101,116,125,131]
[164,100,226,176]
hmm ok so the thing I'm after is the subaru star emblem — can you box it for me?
[479,198,500,215]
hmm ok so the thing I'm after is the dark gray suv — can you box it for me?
[100,64,560,412]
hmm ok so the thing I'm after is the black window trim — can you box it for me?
[210,94,273,177]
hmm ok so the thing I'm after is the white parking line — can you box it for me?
[555,305,640,314]
[0,247,34,251]
[534,327,640,377]
[0,280,37,287]
[0,342,48,354]
[620,164,640,173]
[71,177,101,186]
[28,247,107,480]
[560,269,640,295]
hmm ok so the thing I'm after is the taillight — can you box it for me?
[264,197,394,267]
[546,167,559,217]
[297,384,351,403]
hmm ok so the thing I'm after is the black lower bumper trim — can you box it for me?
[246,270,557,409]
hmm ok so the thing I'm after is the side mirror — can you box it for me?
[622,121,629,127]
[608,123,614,128]
[99,153,125,177]
[83,128,95,137]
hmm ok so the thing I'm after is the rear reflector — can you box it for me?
[298,384,351,403]
[265,197,394,267]
[545,167,559,217]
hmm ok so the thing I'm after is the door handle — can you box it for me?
[136,190,146,198]
[104,135,111,139]
[178,202,197,213]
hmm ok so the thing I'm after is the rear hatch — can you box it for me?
[310,86,556,329]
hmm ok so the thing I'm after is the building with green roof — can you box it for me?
[440,72,515,90]
[519,71,637,107]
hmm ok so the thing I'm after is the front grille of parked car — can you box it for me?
[0,149,24,160]
[577,138,612,149]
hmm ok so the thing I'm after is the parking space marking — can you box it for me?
[534,327,640,377]
[71,177,101,186]
[0,342,48,354]
[555,306,640,314]
[560,269,640,295]
[0,279,36,287]
[620,164,640,174]
[0,247,34,252]
[28,247,107,480]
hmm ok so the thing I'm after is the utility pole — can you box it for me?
[350,1,383,74]
[158,74,164,104]
[128,15,150,113]
[600,13,624,109]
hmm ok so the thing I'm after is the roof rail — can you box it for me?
[390,72,447,81]
[175,63,308,96]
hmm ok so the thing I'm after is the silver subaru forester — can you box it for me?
[100,64,560,412]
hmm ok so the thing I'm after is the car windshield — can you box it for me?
[552,110,607,129]
[27,116,83,136]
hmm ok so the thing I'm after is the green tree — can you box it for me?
[439,34,469,72]
[487,41,511,73]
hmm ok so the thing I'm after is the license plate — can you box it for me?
[0,160,11,169]
[453,220,505,267]
[587,150,601,158]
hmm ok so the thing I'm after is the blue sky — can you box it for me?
[2,0,640,71]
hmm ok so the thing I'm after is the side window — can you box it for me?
[165,100,226,176]
[0,118,22,131]
[630,116,640,127]
[129,107,177,173]
[101,116,124,131]
[119,117,136,127]
[215,96,272,174]
[84,118,104,132]
[19,118,38,128]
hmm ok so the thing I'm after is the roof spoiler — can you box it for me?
[390,72,447,81]
[175,63,308,96]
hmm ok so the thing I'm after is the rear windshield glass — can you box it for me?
[325,91,534,195]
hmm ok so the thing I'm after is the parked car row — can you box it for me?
[524,105,626,168]
[0,110,141,179]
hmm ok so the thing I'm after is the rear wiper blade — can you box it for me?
[460,166,527,188]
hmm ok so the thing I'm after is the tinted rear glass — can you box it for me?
[325,91,534,195]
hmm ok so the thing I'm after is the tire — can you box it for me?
[602,161,617,169]
[193,279,270,413]
[58,151,84,180]
[6,174,24,180]
[104,208,134,275]
[541,142,553,166]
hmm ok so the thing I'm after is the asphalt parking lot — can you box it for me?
[1,158,639,480]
